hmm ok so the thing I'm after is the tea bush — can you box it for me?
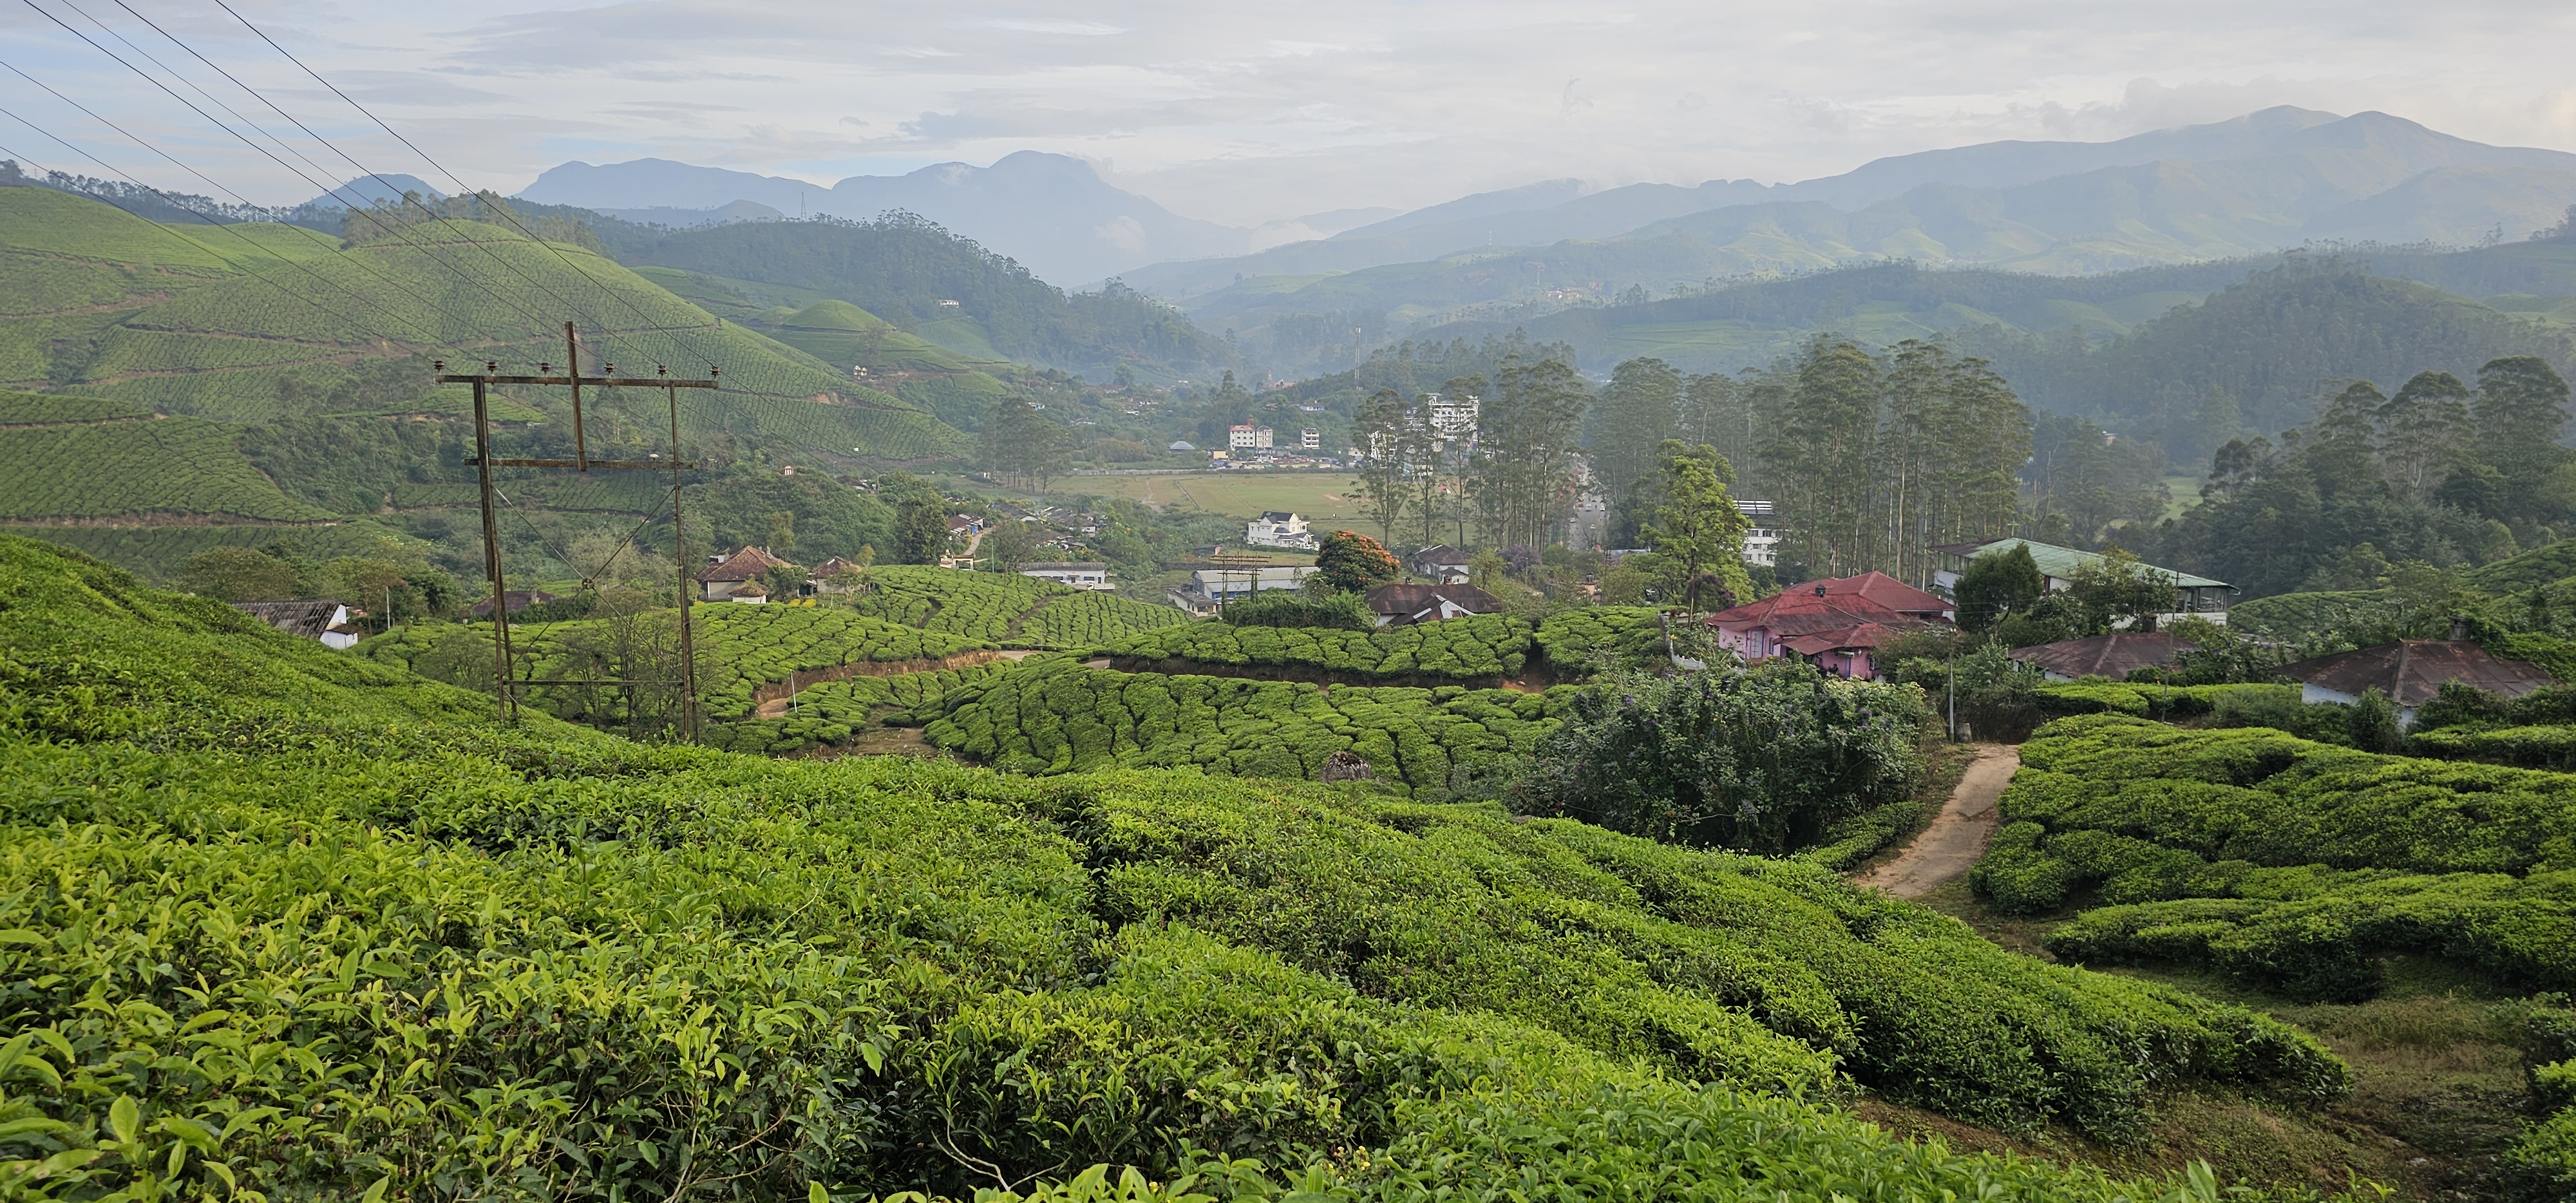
[1105,615,1532,681]
[0,535,2354,1198]
[1972,715,2576,999]
[361,604,989,722]
[703,658,1037,754]
[845,565,1068,640]
[1017,592,1193,647]
[922,659,1559,795]
[1527,605,1670,673]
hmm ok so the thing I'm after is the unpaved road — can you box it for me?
[1853,744,2021,898]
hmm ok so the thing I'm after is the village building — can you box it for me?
[1365,582,1504,627]
[697,546,791,602]
[1705,573,1953,680]
[1736,500,1781,567]
[1929,538,2233,625]
[1019,562,1114,591]
[727,580,771,604]
[1410,544,1472,585]
[809,556,866,593]
[1245,511,1316,550]
[2009,632,2198,681]
[1170,565,1320,614]
[1300,428,1321,449]
[2277,638,2556,728]
[233,599,362,649]
[465,589,560,620]
[1227,424,1274,451]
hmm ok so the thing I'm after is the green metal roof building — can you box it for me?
[1929,538,2234,620]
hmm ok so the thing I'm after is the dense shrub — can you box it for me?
[701,658,1036,754]
[0,535,2353,1197]
[1507,663,1929,852]
[844,564,1068,639]
[1016,591,1193,646]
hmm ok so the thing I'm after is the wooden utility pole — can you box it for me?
[437,351,717,737]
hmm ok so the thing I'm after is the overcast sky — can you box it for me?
[4,0,2575,227]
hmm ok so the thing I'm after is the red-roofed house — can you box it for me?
[697,545,792,602]
[1705,573,1952,679]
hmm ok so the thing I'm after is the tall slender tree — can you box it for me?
[1589,357,1681,509]
[1470,357,1589,552]
[1349,387,1413,545]
[2378,370,2472,502]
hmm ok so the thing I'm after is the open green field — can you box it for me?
[1056,470,1379,528]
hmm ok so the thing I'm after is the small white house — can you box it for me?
[1245,511,1314,550]
[1021,562,1114,591]
[1189,565,1317,600]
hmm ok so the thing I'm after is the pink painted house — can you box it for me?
[1706,572,1952,679]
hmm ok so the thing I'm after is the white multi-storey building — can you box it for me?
[1245,511,1315,550]
[1227,424,1274,450]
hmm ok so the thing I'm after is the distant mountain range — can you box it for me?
[502,108,2576,358]
[1129,108,2576,303]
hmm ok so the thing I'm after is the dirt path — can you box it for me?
[1853,744,2021,898]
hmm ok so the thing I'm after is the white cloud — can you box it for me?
[4,0,2573,226]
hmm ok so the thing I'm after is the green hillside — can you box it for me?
[617,213,1236,379]
[0,184,981,583]
[0,532,2353,1198]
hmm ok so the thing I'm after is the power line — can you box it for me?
[0,95,447,346]
[18,0,610,357]
[202,0,735,380]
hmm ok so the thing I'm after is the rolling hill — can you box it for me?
[0,181,974,582]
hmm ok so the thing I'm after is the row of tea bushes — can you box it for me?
[843,565,1068,640]
[1972,714,2576,999]
[1104,614,1532,681]
[923,659,1562,795]
[701,658,1043,755]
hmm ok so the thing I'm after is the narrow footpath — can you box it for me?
[1852,744,2021,898]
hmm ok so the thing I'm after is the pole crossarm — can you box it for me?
[436,374,719,388]
[441,346,713,740]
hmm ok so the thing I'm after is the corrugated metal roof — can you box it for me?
[2278,639,2557,708]
[1948,538,2230,590]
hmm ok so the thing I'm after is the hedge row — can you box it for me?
[923,660,1564,796]
[701,659,1034,755]
[0,535,2347,1195]
[1526,605,1671,672]
[2029,681,2303,719]
[2412,723,2576,772]
[357,605,987,723]
[1105,614,1533,680]
[1972,714,2576,999]
[846,565,1069,641]
[1016,591,1192,648]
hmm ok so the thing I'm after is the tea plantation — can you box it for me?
[1965,713,2576,1194]
[359,603,990,722]
[0,390,330,522]
[0,535,2362,1200]
[923,659,1566,793]
[1104,614,1533,680]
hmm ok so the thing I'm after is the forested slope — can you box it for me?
[0,533,2354,1199]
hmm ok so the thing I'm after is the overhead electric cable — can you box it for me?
[202,0,738,379]
[20,0,612,355]
[0,90,448,346]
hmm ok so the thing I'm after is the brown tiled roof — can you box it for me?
[2278,639,2557,708]
[1709,590,1913,635]
[1816,571,1951,617]
[232,600,345,638]
[699,545,791,583]
[2009,632,2199,679]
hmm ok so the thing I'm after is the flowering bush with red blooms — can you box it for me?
[1314,530,1400,593]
